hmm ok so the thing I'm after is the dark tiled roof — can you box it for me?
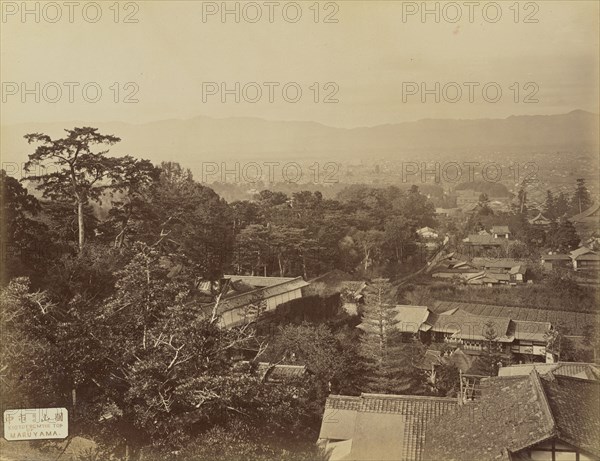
[424,371,600,461]
[432,301,598,336]
[306,270,359,296]
[325,394,362,412]
[541,254,572,260]
[418,349,474,373]
[238,361,307,383]
[260,363,306,383]
[577,253,600,261]
[541,375,600,456]
[472,258,524,269]
[570,204,600,223]
[424,372,554,461]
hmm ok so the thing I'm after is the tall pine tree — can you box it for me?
[359,278,426,394]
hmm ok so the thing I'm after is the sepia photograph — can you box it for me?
[1,1,599,460]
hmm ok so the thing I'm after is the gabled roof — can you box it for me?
[570,203,600,223]
[308,269,356,283]
[472,258,525,269]
[392,305,432,334]
[238,361,308,383]
[508,265,526,275]
[509,320,551,342]
[491,225,510,234]
[320,393,458,461]
[498,362,600,381]
[216,276,309,313]
[570,246,597,260]
[423,371,600,461]
[529,212,550,222]
[465,271,511,284]
[261,363,307,383]
[529,212,552,224]
[577,253,600,261]
[462,234,504,246]
[417,226,437,233]
[541,375,600,456]
[431,301,598,337]
[460,202,481,213]
[306,270,359,296]
[430,308,513,341]
[418,348,474,373]
[541,253,572,261]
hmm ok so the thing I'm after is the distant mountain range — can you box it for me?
[2,110,598,171]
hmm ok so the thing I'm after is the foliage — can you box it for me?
[23,128,128,250]
[0,170,53,284]
[480,321,504,376]
[263,323,366,396]
[570,178,592,215]
[358,279,427,394]
[433,362,460,397]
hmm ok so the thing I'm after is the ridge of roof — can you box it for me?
[216,276,309,312]
[360,392,457,402]
[528,369,556,434]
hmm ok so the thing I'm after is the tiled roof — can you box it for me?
[508,265,526,275]
[472,258,525,269]
[498,362,600,381]
[465,271,512,284]
[430,308,513,342]
[320,393,457,461]
[491,226,510,234]
[541,375,600,456]
[424,371,600,461]
[529,213,552,224]
[463,234,504,245]
[320,395,360,441]
[509,320,551,342]
[577,253,600,261]
[570,246,597,260]
[570,204,600,223]
[306,270,358,296]
[260,363,306,383]
[224,275,299,287]
[239,361,307,383]
[432,301,598,336]
[392,305,432,334]
[418,348,474,373]
[541,253,572,260]
[215,276,309,313]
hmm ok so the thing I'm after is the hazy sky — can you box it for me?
[1,0,598,127]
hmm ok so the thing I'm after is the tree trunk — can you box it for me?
[302,254,308,280]
[77,200,85,251]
